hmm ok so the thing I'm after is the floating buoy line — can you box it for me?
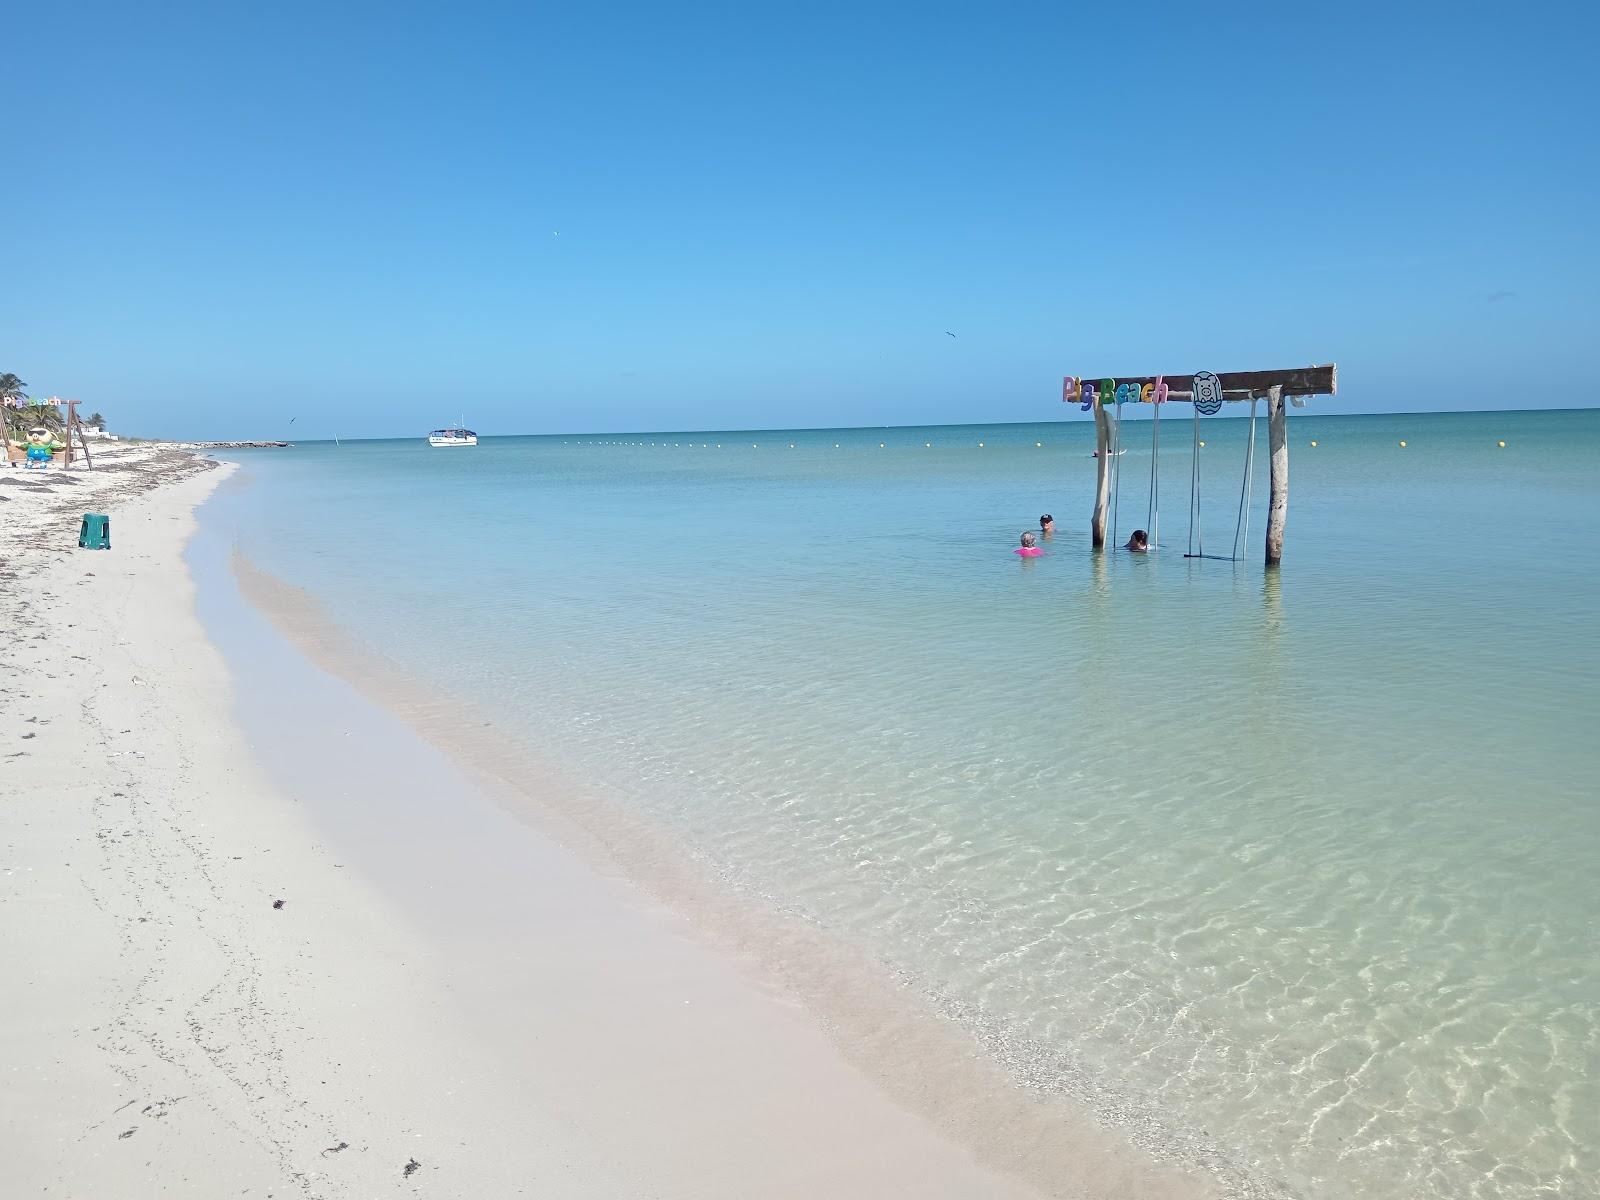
[554,432,1508,454]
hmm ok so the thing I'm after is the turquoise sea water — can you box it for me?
[213,409,1599,1199]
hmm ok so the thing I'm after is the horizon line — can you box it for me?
[162,404,1597,445]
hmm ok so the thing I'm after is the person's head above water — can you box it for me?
[1020,530,1038,548]
[1126,529,1149,551]
[1039,514,1054,532]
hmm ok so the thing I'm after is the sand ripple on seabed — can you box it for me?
[479,624,1600,1200]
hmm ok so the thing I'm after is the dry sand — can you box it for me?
[1,447,1205,1198]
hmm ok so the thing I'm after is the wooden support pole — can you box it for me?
[1265,385,1287,566]
[1091,403,1111,548]
[69,401,93,470]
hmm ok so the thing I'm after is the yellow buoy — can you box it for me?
[1310,439,1318,447]
[789,443,795,448]
[1399,440,1407,447]
[879,442,885,448]
[834,443,840,448]
[1035,441,1042,448]
[978,441,984,447]
[1498,440,1506,447]
[925,442,931,448]
[1199,440,1206,448]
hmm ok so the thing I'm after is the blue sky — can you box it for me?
[5,0,1596,439]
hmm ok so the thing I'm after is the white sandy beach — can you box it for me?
[1,449,1205,1199]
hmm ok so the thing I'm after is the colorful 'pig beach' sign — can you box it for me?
[1062,377,1171,411]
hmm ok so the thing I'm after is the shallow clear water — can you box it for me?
[215,409,1600,1199]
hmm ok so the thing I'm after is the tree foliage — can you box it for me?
[1,372,30,441]
[1,375,71,442]
[5,406,66,439]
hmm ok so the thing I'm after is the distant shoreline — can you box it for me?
[174,439,293,449]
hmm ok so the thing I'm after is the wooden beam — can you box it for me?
[1265,386,1288,566]
[1072,364,1336,400]
[1091,403,1110,548]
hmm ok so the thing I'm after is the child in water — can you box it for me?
[1126,529,1150,552]
[1016,531,1043,557]
[1039,514,1055,538]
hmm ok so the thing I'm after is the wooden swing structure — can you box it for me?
[1062,365,1336,566]
[4,396,96,469]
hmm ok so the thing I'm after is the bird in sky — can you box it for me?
[945,331,957,338]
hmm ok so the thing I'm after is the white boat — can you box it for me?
[428,427,477,447]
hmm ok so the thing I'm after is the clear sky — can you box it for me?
[5,0,1596,440]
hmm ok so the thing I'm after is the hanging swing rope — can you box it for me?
[1146,393,1161,549]
[1230,395,1260,562]
[1187,404,1203,558]
[1243,396,1258,553]
[1109,402,1124,548]
[1188,392,1261,563]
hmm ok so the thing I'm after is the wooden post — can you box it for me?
[1091,403,1110,548]
[67,401,93,470]
[1265,385,1287,566]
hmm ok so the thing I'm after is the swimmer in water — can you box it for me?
[1016,531,1043,557]
[1125,529,1149,552]
[1039,513,1055,538]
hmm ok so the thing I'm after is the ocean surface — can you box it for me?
[210,408,1600,1199]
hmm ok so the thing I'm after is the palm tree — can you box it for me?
[32,404,66,435]
[7,407,62,441]
[1,372,29,442]
[88,410,106,429]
